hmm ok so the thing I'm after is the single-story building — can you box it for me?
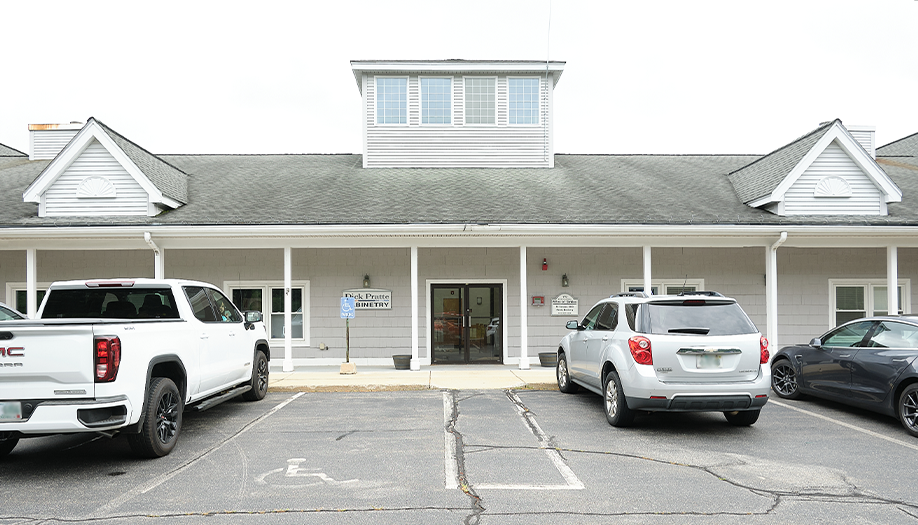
[1,59,916,371]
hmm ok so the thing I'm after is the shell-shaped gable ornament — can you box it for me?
[76,176,116,198]
[813,176,852,198]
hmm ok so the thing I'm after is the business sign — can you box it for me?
[342,289,392,310]
[340,297,356,319]
[551,293,579,317]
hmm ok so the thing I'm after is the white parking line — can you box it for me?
[95,392,305,515]
[475,392,583,490]
[770,399,918,452]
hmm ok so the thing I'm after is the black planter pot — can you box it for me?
[392,355,411,370]
[538,352,557,368]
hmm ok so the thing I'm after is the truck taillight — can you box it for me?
[628,336,653,365]
[95,336,121,383]
[760,336,770,364]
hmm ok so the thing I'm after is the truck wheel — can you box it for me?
[242,350,269,401]
[128,377,183,458]
[0,436,19,458]
[603,370,635,427]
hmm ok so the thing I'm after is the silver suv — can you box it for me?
[556,292,770,427]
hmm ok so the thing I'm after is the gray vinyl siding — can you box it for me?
[43,139,149,217]
[365,73,552,168]
[29,129,79,160]
[784,141,883,215]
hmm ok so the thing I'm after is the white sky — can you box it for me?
[2,0,916,156]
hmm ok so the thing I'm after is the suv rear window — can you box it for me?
[41,288,180,319]
[642,300,757,336]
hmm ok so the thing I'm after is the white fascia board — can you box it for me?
[770,122,902,204]
[350,61,566,90]
[5,224,918,251]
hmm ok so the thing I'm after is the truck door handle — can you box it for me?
[602,336,609,341]
[229,332,236,337]
[201,334,209,340]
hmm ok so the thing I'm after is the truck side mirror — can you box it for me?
[244,310,263,329]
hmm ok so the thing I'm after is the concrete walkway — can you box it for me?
[268,364,558,392]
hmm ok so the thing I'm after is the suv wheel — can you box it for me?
[603,370,634,427]
[557,353,578,393]
[724,409,760,426]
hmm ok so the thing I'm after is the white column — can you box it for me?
[283,247,293,372]
[26,248,36,318]
[766,232,787,354]
[888,246,899,314]
[519,246,530,370]
[410,246,420,370]
[642,246,652,295]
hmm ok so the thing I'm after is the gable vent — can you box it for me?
[76,176,117,198]
[813,176,852,198]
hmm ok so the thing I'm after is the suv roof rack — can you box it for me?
[611,292,650,299]
[676,291,724,297]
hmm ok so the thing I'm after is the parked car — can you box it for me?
[0,302,25,321]
[770,316,918,437]
[556,292,770,427]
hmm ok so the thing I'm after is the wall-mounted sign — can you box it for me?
[342,289,392,309]
[531,295,545,307]
[551,293,579,317]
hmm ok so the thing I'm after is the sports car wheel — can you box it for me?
[898,384,918,438]
[771,358,802,400]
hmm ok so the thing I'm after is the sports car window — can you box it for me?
[821,321,874,347]
[866,321,918,349]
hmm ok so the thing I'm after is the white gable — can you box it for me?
[23,120,171,217]
[749,121,901,216]
[783,141,884,215]
[43,139,149,216]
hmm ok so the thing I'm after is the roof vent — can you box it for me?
[28,122,84,160]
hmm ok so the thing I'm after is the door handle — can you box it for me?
[602,336,609,341]
[200,334,209,340]
[838,354,851,358]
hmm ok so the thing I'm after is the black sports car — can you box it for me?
[771,316,918,437]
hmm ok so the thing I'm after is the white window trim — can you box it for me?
[507,76,541,126]
[374,76,409,126]
[828,278,910,328]
[621,279,705,295]
[419,76,453,126]
[224,280,311,345]
[462,75,498,126]
[6,282,52,313]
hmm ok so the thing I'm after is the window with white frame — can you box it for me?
[508,78,539,124]
[376,77,407,124]
[6,283,50,315]
[228,282,309,342]
[421,78,451,124]
[623,279,704,296]
[464,77,495,124]
[830,279,909,326]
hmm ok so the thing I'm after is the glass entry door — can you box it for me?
[431,284,502,364]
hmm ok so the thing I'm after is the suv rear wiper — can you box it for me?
[668,327,711,334]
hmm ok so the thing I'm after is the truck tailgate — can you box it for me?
[0,323,97,399]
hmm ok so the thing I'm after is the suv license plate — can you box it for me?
[697,355,722,369]
[0,401,22,421]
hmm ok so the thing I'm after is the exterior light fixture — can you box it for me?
[561,274,569,287]
[363,274,370,288]
[542,258,548,271]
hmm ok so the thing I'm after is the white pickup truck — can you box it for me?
[0,279,270,458]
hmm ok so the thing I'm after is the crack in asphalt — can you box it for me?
[444,389,485,525]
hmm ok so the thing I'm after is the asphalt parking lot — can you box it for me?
[3,388,918,524]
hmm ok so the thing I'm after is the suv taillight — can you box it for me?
[628,336,653,365]
[95,336,121,383]
[760,336,770,364]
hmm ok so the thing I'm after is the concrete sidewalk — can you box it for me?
[268,364,558,392]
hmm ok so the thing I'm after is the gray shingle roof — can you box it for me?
[878,131,918,159]
[3,151,918,228]
[727,120,836,204]
[92,118,188,204]
[0,143,25,157]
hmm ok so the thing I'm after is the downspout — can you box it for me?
[766,232,787,356]
[144,232,163,280]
